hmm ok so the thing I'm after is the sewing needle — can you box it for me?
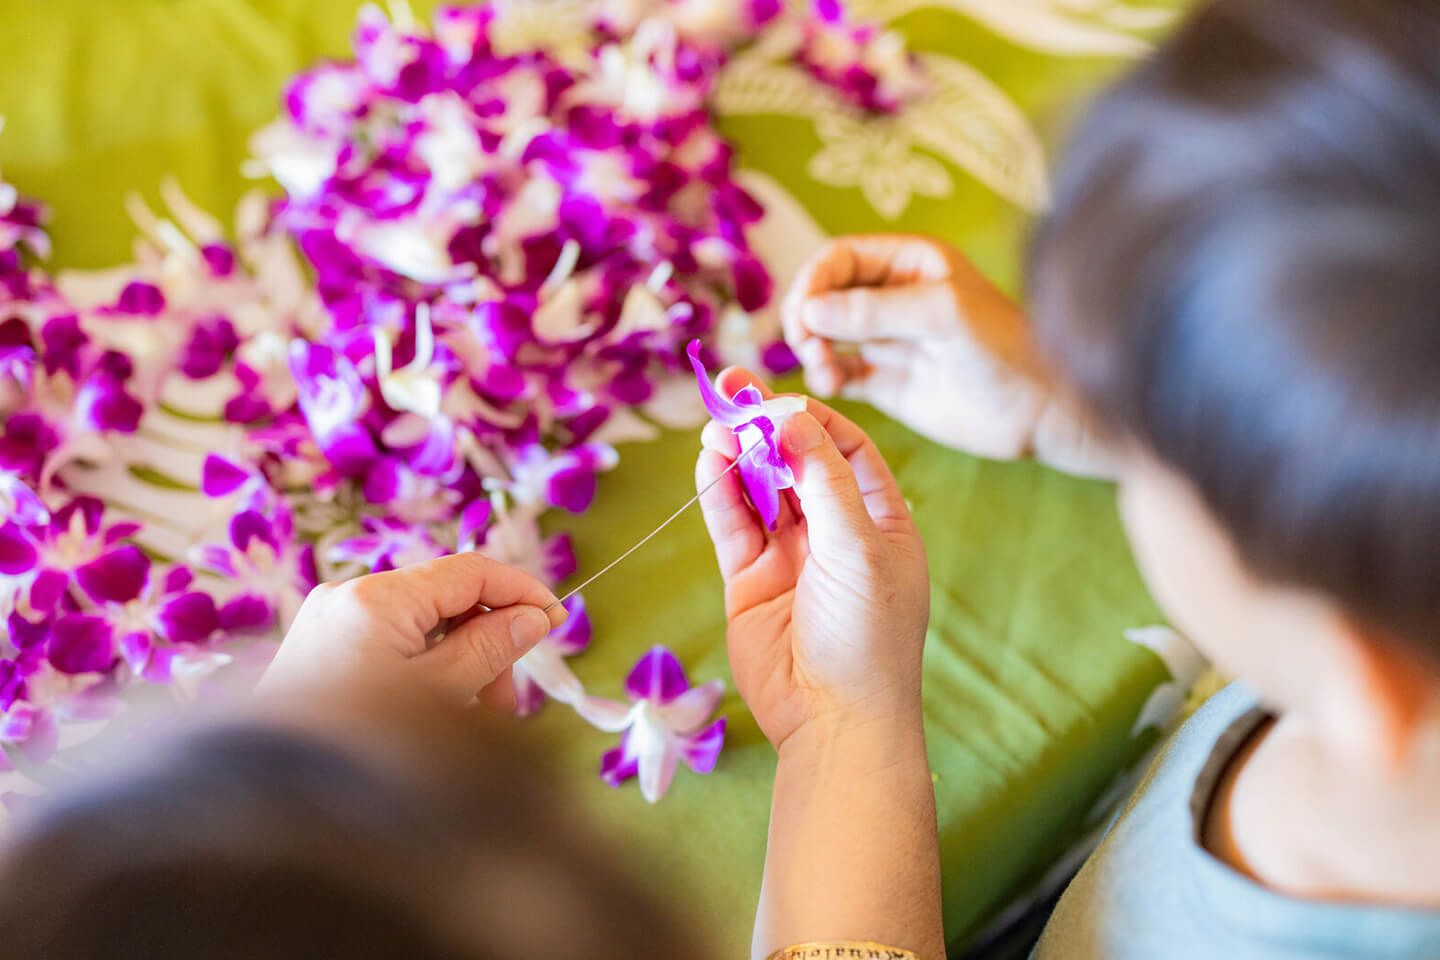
[541,437,762,614]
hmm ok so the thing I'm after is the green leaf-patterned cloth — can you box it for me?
[0,0,1191,953]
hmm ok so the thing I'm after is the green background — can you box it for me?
[0,1,1183,953]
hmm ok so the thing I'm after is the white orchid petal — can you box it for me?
[408,302,435,371]
[632,710,681,804]
[520,645,586,706]
[762,395,807,419]
[657,678,725,734]
[372,328,394,380]
[540,239,581,294]
[573,695,635,733]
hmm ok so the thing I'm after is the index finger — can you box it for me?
[371,552,565,636]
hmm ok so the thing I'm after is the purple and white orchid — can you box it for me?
[686,338,804,529]
[576,645,727,803]
[512,593,591,716]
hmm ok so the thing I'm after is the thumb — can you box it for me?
[419,604,552,699]
[781,412,877,567]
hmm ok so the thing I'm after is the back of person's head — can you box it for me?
[0,706,705,960]
[1029,0,1440,661]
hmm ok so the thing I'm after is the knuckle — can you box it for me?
[336,574,385,611]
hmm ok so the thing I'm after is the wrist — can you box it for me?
[778,701,929,780]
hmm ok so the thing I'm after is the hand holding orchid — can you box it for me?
[694,365,929,750]
[781,234,1088,466]
[256,552,567,710]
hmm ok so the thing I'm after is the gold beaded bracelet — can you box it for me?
[765,942,926,960]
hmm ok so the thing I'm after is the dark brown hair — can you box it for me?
[0,706,705,960]
[1028,0,1440,652]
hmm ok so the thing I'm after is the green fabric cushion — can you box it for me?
[0,0,1187,953]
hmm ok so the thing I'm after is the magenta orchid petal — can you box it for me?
[218,594,276,634]
[600,735,640,787]
[541,533,577,585]
[0,522,37,575]
[623,644,690,705]
[513,668,548,717]
[547,464,597,513]
[28,569,67,613]
[162,566,194,594]
[200,454,253,498]
[155,591,219,645]
[114,281,166,316]
[49,615,117,675]
[687,338,802,529]
[738,448,783,530]
[456,500,493,552]
[686,338,746,428]
[75,545,150,605]
[681,716,727,773]
[549,594,591,655]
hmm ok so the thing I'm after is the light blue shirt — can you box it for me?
[1034,683,1440,959]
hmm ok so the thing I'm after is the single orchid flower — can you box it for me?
[288,339,371,469]
[505,442,620,514]
[513,593,591,716]
[73,550,222,685]
[575,645,726,803]
[685,338,804,529]
[189,507,318,635]
[327,515,446,572]
[0,497,140,620]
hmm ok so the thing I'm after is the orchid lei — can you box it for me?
[0,1,924,801]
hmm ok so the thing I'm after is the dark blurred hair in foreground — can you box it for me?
[1029,0,1440,656]
[0,704,705,960]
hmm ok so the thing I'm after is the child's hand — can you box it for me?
[697,370,929,750]
[782,234,1051,461]
[257,552,567,710]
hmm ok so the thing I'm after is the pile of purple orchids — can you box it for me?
[0,0,920,801]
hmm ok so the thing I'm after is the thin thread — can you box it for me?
[543,438,760,613]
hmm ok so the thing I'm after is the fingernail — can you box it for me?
[510,607,549,651]
[784,413,826,454]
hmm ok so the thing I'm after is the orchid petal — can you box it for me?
[0,523,36,576]
[657,678,725,733]
[200,455,252,498]
[548,594,591,655]
[680,716,727,774]
[75,545,149,604]
[574,695,635,733]
[515,645,586,710]
[155,591,219,645]
[685,339,746,428]
[49,615,117,675]
[623,644,689,704]
[600,734,640,787]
